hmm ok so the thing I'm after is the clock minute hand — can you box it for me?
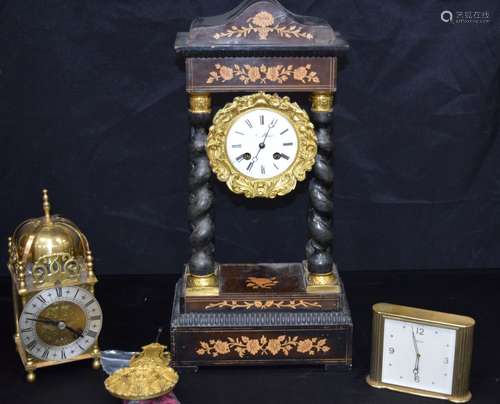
[411,328,420,355]
[253,121,277,164]
[411,328,421,381]
[261,120,277,143]
[27,317,58,326]
[255,120,277,157]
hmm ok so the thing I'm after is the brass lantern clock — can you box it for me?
[7,190,102,381]
[171,0,352,368]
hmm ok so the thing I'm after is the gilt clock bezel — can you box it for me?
[206,92,317,198]
[366,303,475,403]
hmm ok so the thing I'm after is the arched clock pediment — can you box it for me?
[176,0,348,53]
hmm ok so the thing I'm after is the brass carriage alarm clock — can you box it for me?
[7,190,103,382]
[367,303,475,402]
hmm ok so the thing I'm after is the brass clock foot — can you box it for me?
[26,370,36,383]
[185,272,219,297]
[306,271,340,294]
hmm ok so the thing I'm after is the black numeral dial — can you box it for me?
[226,108,298,179]
[19,286,103,361]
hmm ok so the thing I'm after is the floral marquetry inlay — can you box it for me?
[196,335,331,358]
[213,11,314,41]
[206,63,320,85]
[205,299,321,310]
[245,276,279,289]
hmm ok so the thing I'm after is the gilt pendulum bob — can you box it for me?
[7,190,103,381]
[170,0,352,368]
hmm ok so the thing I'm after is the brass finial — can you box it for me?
[42,189,51,223]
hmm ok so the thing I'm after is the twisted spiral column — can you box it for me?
[186,93,218,295]
[306,92,338,290]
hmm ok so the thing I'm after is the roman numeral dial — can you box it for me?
[19,286,103,361]
[226,108,299,180]
[206,92,317,198]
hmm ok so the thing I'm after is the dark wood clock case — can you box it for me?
[170,0,352,369]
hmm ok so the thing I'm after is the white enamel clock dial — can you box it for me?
[381,318,457,395]
[226,108,298,179]
[19,286,103,361]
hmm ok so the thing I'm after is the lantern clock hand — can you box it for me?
[27,317,58,325]
[27,316,84,338]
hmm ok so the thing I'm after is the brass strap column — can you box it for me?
[186,93,219,296]
[306,91,339,293]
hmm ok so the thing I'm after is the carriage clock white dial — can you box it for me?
[367,303,475,403]
[226,108,298,179]
[19,286,103,361]
[381,318,456,394]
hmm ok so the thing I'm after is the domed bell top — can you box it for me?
[8,190,97,295]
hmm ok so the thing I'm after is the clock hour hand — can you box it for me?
[413,354,420,382]
[27,316,83,338]
[64,325,84,339]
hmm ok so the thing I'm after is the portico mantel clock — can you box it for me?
[171,0,352,368]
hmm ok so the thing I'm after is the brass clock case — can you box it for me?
[7,190,101,382]
[367,303,474,403]
[8,190,97,294]
[206,92,317,198]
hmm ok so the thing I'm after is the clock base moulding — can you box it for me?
[171,262,352,368]
[182,262,343,312]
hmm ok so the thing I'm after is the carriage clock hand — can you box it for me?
[412,328,421,382]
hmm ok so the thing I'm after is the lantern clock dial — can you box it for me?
[226,108,298,179]
[19,286,103,361]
